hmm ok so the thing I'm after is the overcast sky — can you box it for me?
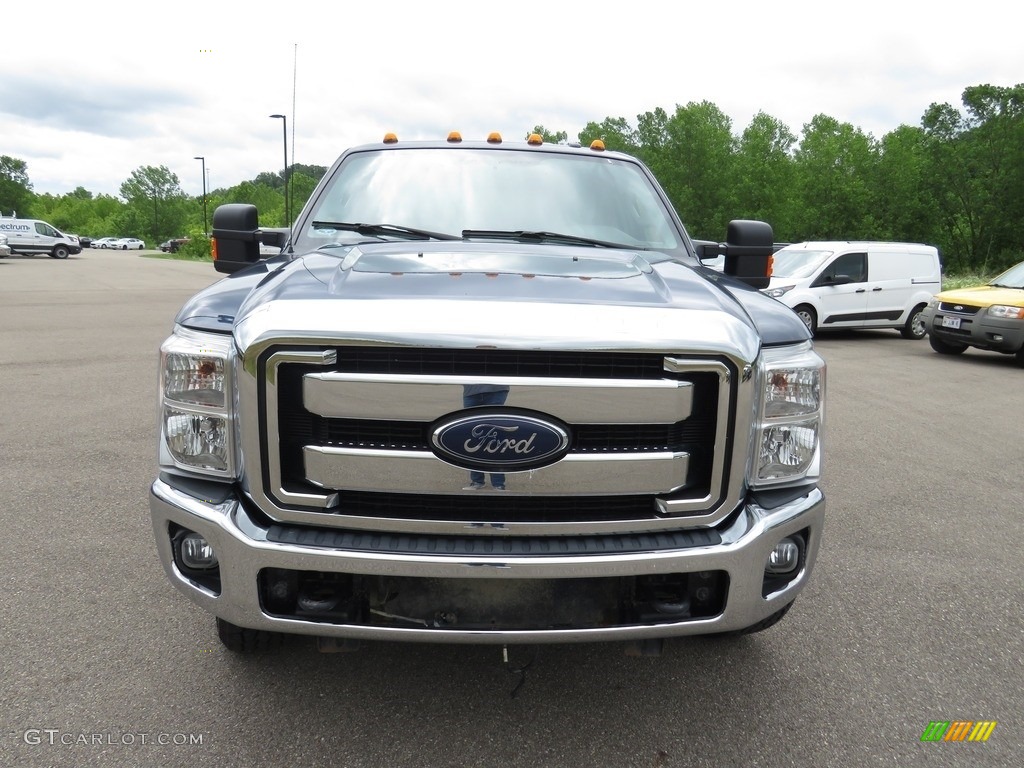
[2,1,1021,199]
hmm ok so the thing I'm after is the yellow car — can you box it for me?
[922,260,1024,366]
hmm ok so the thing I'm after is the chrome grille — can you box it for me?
[252,346,741,534]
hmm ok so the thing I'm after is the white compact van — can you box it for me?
[0,215,82,259]
[763,241,941,339]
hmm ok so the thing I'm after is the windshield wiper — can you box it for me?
[311,221,460,241]
[989,282,1023,289]
[461,229,633,249]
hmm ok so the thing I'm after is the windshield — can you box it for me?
[771,249,835,279]
[296,147,683,253]
[990,261,1024,289]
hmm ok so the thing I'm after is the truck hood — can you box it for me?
[177,242,808,360]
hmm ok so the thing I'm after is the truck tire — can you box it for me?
[216,618,284,653]
[900,304,927,339]
[51,245,70,259]
[793,305,817,336]
[928,335,967,355]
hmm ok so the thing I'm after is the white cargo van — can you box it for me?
[763,241,941,339]
[0,215,82,259]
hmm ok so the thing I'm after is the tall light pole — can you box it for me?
[193,156,207,235]
[269,114,289,227]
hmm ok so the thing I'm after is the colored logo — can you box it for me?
[431,410,570,472]
[920,721,997,742]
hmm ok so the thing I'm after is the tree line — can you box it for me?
[2,83,1021,273]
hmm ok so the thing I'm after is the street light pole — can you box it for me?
[269,114,289,227]
[193,156,207,235]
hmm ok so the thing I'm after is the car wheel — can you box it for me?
[51,245,69,259]
[928,335,967,355]
[1015,347,1024,368]
[122,244,128,250]
[793,304,817,336]
[901,304,927,339]
[216,618,284,653]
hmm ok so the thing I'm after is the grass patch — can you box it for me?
[140,252,212,262]
[943,273,993,291]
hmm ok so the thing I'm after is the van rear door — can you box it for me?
[865,248,939,324]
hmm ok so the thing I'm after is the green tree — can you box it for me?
[119,165,188,244]
[0,155,34,216]
[792,115,878,240]
[528,125,568,144]
[288,170,319,217]
[923,84,1024,271]
[219,180,285,226]
[733,112,798,238]
[873,125,938,247]
[290,163,327,182]
[637,102,738,239]
[254,171,284,191]
[578,117,638,153]
[28,188,124,238]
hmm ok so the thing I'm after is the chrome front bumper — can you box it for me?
[150,477,824,644]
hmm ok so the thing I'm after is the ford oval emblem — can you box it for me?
[430,409,570,472]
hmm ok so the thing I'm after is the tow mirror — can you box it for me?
[212,204,267,274]
[696,220,775,289]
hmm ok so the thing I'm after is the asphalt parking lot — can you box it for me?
[1,248,1020,767]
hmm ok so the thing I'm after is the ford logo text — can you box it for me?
[430,410,570,472]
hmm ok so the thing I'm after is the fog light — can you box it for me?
[180,532,218,570]
[766,537,800,575]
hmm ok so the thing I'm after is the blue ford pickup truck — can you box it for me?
[150,133,826,655]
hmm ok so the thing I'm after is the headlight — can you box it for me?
[987,304,1024,319]
[159,328,236,477]
[763,285,795,298]
[751,342,825,486]
[926,297,939,309]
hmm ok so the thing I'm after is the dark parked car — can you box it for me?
[161,237,190,253]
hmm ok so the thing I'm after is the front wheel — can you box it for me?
[51,245,69,259]
[901,304,927,339]
[793,305,817,336]
[929,335,967,355]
